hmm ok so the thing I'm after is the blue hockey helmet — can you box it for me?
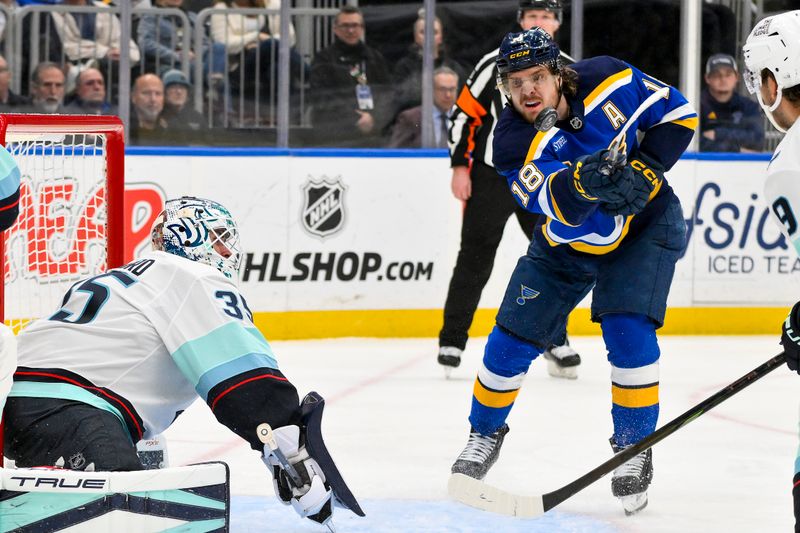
[151,196,242,280]
[496,28,562,98]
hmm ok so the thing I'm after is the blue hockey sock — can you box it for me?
[468,325,541,435]
[602,313,660,447]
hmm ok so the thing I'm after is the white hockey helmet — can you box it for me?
[742,10,800,132]
[151,196,242,279]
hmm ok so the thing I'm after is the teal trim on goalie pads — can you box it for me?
[130,489,227,510]
[0,146,20,198]
[0,487,229,532]
[0,493,105,532]
[171,323,278,400]
[795,454,800,475]
[8,381,127,429]
[160,518,227,532]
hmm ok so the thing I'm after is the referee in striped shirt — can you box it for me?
[438,0,581,379]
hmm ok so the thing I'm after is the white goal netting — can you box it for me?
[3,132,116,333]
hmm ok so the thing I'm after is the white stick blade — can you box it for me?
[447,473,545,518]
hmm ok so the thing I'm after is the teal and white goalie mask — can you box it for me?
[151,196,242,279]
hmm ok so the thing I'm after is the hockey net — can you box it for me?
[0,114,124,332]
[0,114,124,465]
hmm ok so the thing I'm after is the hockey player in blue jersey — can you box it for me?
[449,28,697,515]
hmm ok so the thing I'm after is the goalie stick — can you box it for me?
[449,351,786,517]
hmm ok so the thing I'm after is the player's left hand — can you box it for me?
[600,153,664,216]
[780,301,800,374]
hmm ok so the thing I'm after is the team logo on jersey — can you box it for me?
[301,177,346,238]
[516,285,540,305]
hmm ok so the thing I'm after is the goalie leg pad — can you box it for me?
[0,462,230,531]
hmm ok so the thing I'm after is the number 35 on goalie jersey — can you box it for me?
[17,249,280,440]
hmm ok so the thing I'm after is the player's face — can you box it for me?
[210,227,235,260]
[508,65,559,124]
[519,9,560,36]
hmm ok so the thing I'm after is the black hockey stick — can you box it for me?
[449,351,787,517]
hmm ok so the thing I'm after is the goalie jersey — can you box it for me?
[493,55,697,256]
[11,251,289,447]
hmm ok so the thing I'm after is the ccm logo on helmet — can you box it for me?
[9,476,108,490]
[509,50,531,59]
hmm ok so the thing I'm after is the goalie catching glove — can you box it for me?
[600,153,665,217]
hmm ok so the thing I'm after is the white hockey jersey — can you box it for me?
[764,120,800,255]
[11,250,279,441]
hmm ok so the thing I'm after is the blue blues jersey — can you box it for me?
[493,56,697,255]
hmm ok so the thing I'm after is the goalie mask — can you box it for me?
[742,10,800,133]
[151,196,242,279]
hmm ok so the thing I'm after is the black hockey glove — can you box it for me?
[599,153,665,217]
[780,301,800,374]
[569,149,633,204]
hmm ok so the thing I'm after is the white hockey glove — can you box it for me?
[260,424,334,525]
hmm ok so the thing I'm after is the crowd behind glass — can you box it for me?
[0,0,775,151]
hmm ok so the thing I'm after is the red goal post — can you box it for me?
[0,114,125,465]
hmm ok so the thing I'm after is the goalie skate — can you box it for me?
[543,344,581,379]
[610,439,653,516]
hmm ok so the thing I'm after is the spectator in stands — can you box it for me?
[28,62,66,113]
[390,12,466,128]
[130,73,171,145]
[137,0,227,95]
[309,5,391,147]
[700,53,765,152]
[210,0,306,101]
[0,54,29,110]
[50,0,141,71]
[0,1,18,46]
[388,66,458,149]
[161,68,208,143]
[65,67,115,115]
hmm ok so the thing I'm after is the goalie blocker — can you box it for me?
[261,392,365,528]
[0,462,230,532]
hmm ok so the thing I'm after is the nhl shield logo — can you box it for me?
[302,177,346,238]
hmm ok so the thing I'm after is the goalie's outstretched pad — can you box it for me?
[300,391,365,517]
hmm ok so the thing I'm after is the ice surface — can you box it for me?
[162,335,795,532]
